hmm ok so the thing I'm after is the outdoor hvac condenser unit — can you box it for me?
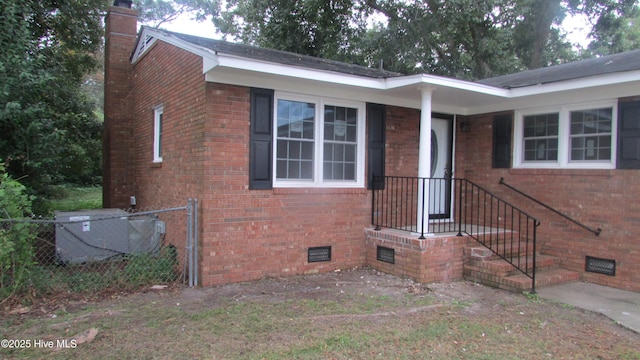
[55,209,165,264]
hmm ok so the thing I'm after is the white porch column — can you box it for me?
[416,85,435,237]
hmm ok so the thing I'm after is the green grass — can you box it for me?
[3,282,640,360]
[46,185,102,212]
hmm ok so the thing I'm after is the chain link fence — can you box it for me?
[0,200,198,303]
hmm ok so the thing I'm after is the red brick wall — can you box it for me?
[365,229,468,283]
[455,108,640,292]
[385,106,421,176]
[126,42,206,272]
[130,41,207,208]
[183,78,454,286]
[127,43,372,286]
[198,83,370,285]
[103,6,138,208]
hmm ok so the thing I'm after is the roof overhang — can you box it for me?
[134,27,640,116]
[206,53,640,115]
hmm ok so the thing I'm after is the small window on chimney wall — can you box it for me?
[153,106,163,163]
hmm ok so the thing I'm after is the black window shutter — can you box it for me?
[367,103,386,189]
[249,88,274,189]
[617,100,640,169]
[493,114,512,168]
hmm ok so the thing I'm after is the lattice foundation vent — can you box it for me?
[308,246,331,263]
[585,256,615,276]
[377,246,395,264]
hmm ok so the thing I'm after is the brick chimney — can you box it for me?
[103,1,137,208]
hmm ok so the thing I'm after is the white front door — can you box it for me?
[429,117,453,219]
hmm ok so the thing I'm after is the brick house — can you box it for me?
[104,3,640,292]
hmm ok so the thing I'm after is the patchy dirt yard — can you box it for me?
[2,267,640,359]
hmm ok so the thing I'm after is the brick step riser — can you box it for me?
[501,270,580,292]
[465,234,533,244]
[465,244,536,260]
[464,266,580,292]
[465,256,557,276]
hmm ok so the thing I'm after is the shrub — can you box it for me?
[0,161,37,300]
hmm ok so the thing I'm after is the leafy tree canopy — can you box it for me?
[134,0,221,27]
[143,0,640,79]
[0,0,106,213]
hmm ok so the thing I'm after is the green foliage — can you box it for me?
[361,0,531,78]
[135,0,221,28]
[124,249,179,286]
[14,247,179,299]
[59,267,122,293]
[583,1,640,55]
[0,0,105,214]
[192,0,640,79]
[0,162,36,299]
[215,0,369,63]
[524,291,541,302]
[46,185,102,213]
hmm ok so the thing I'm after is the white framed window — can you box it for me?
[522,112,559,162]
[153,105,163,163]
[514,101,616,169]
[569,107,613,161]
[273,92,365,187]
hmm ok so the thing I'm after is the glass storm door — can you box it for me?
[428,117,453,219]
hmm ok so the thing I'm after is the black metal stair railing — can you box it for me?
[499,177,601,236]
[371,176,541,293]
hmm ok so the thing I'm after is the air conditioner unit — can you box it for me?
[55,209,165,264]
[128,215,165,255]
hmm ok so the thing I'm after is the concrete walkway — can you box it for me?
[537,282,640,333]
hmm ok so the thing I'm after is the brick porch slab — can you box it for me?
[365,227,472,283]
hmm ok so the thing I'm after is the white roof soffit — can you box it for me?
[207,53,515,113]
[207,53,640,114]
[210,53,515,95]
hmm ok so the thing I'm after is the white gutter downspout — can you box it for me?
[416,85,435,238]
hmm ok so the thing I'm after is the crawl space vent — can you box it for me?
[308,246,331,263]
[585,256,616,276]
[377,246,395,264]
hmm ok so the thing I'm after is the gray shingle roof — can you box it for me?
[478,49,640,89]
[154,27,640,89]
[159,28,402,79]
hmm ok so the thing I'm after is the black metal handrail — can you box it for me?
[499,177,601,236]
[372,176,540,293]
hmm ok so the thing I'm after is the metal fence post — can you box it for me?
[194,198,198,287]
[187,198,194,287]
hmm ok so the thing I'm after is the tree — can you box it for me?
[134,0,221,28]
[360,0,531,78]
[206,0,574,78]
[513,0,564,68]
[200,0,639,79]
[574,0,640,55]
[212,0,370,63]
[0,0,106,212]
